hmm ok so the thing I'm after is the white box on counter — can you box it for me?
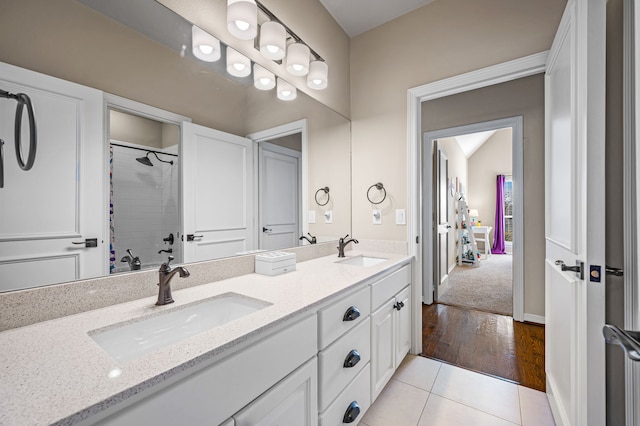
[255,251,296,276]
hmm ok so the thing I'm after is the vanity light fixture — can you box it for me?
[227,0,258,40]
[286,43,310,76]
[277,78,296,101]
[191,25,221,62]
[253,64,275,90]
[259,21,286,60]
[226,47,251,77]
[307,60,328,90]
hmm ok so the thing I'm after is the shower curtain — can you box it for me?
[491,174,507,254]
[109,146,116,272]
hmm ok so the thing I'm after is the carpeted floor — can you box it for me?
[437,254,513,316]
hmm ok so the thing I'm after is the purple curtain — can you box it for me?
[491,174,507,254]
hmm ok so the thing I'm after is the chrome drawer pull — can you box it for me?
[343,401,361,423]
[343,306,361,322]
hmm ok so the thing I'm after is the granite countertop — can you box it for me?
[0,251,411,426]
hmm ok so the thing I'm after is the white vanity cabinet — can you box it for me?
[317,285,371,425]
[370,265,412,402]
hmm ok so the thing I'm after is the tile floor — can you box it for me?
[359,355,555,426]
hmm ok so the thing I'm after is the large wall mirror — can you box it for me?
[0,0,351,292]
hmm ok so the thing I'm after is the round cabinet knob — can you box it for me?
[343,401,361,423]
[343,306,361,322]
[343,349,361,368]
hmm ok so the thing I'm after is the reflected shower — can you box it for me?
[136,151,174,167]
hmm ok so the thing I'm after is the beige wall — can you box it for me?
[467,128,512,248]
[350,0,565,243]
[422,75,545,317]
[436,138,467,271]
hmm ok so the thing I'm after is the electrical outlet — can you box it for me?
[395,209,406,225]
[308,210,316,224]
[324,210,333,224]
[372,209,382,225]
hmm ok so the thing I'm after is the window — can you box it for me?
[504,176,513,242]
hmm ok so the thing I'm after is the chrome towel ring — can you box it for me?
[0,89,37,188]
[315,186,330,206]
[367,182,386,204]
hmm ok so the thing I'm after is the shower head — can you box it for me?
[136,151,174,167]
[136,153,154,166]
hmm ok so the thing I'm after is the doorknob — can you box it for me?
[555,259,584,280]
[603,324,640,361]
[71,238,98,248]
[186,234,203,242]
[262,227,272,232]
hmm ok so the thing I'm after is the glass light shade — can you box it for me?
[286,43,310,76]
[226,47,251,77]
[259,21,286,60]
[227,0,257,40]
[307,60,328,90]
[253,64,275,90]
[191,25,221,62]
[277,78,297,101]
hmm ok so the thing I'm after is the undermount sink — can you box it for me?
[336,255,388,267]
[89,293,271,362]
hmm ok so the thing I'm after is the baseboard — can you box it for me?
[448,263,456,274]
[523,313,545,324]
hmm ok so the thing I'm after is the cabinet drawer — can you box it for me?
[371,265,411,311]
[318,317,370,411]
[319,363,370,426]
[318,286,370,350]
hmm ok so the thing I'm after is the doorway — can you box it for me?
[427,125,517,316]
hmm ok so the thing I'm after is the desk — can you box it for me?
[471,226,492,257]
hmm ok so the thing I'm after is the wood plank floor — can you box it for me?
[421,303,546,392]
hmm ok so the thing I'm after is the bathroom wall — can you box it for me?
[350,0,566,242]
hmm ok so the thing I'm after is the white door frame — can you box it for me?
[421,117,524,322]
[247,119,308,243]
[407,51,547,352]
[625,0,640,423]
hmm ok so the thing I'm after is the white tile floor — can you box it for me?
[359,355,555,426]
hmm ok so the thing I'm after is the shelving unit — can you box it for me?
[456,196,480,266]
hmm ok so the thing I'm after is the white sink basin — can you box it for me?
[337,255,388,267]
[89,293,271,362]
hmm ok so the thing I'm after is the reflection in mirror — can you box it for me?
[0,0,351,291]
[109,110,182,273]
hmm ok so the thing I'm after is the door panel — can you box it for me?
[435,145,449,295]
[182,122,255,262]
[259,144,300,251]
[0,63,105,291]
[545,1,606,424]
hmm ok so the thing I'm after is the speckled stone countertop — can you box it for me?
[0,251,412,426]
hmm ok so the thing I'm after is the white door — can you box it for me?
[544,0,606,424]
[370,299,395,402]
[182,122,255,262]
[0,62,105,291]
[258,142,300,251]
[435,143,449,298]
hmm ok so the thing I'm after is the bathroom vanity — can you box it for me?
[0,251,413,426]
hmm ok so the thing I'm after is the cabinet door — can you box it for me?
[394,286,411,367]
[234,357,318,426]
[370,299,395,402]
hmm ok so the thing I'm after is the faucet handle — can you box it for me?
[166,255,175,265]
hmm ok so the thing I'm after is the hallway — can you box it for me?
[421,304,545,392]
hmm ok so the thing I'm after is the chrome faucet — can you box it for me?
[156,256,190,306]
[337,234,359,257]
[299,233,317,244]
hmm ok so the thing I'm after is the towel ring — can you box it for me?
[367,182,386,205]
[315,187,330,206]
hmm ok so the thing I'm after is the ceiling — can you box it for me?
[318,0,436,37]
[455,130,498,158]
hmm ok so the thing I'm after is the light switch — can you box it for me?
[372,209,382,225]
[308,210,316,224]
[395,209,406,225]
[324,210,333,224]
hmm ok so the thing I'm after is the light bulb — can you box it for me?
[313,79,322,85]
[233,63,246,71]
[235,20,249,31]
[253,64,275,90]
[266,45,279,53]
[259,77,271,85]
[198,45,213,55]
[282,90,292,96]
